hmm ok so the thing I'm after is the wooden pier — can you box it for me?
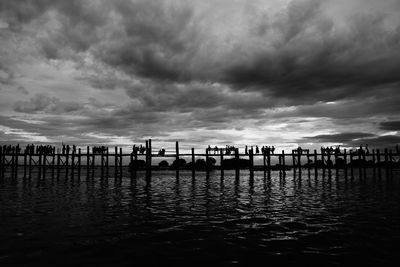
[0,141,399,182]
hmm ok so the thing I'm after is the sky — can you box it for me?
[0,0,400,151]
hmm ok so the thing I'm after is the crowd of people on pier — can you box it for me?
[132,145,146,155]
[206,145,238,155]
[2,144,21,154]
[1,143,399,159]
[158,149,166,156]
[60,144,78,155]
[26,144,56,155]
[92,146,107,154]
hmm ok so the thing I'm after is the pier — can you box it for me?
[0,140,399,182]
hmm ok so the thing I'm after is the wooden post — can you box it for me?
[377,149,381,178]
[384,148,389,177]
[362,152,367,178]
[51,153,55,178]
[0,146,2,179]
[43,152,47,180]
[206,148,209,173]
[282,150,286,175]
[56,153,60,179]
[350,152,354,179]
[145,141,148,177]
[115,146,118,178]
[278,155,282,175]
[119,147,123,179]
[91,148,95,180]
[327,150,331,178]
[23,153,27,179]
[358,152,362,179]
[71,149,75,180]
[321,149,325,177]
[38,151,42,180]
[263,152,266,172]
[78,148,81,178]
[297,150,301,174]
[100,148,104,178]
[192,148,195,177]
[292,151,296,173]
[148,140,152,178]
[372,149,376,177]
[129,152,133,179]
[235,148,240,178]
[86,146,90,179]
[134,151,138,178]
[334,151,338,178]
[29,152,32,179]
[15,148,19,179]
[390,149,394,176]
[267,153,271,175]
[344,149,348,179]
[106,147,109,178]
[10,147,15,179]
[65,149,69,180]
[249,148,254,177]
[220,148,224,178]
[2,147,5,179]
[175,141,179,178]
[314,149,318,178]
[307,150,310,177]
[278,155,283,173]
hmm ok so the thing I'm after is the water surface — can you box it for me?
[0,170,399,266]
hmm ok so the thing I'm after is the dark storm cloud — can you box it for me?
[1,0,400,147]
[351,135,400,148]
[14,93,82,114]
[301,132,400,148]
[380,121,400,131]
[303,132,376,143]
[3,0,400,105]
[223,0,400,103]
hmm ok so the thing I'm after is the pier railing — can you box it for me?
[0,140,399,181]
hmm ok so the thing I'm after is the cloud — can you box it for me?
[14,93,82,114]
[1,0,400,148]
[380,121,400,131]
[303,132,376,143]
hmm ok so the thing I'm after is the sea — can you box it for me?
[0,169,399,266]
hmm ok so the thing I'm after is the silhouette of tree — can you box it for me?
[158,160,169,168]
[170,158,186,169]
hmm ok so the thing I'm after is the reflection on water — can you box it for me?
[0,170,399,265]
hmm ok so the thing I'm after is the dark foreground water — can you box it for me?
[0,170,399,266]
